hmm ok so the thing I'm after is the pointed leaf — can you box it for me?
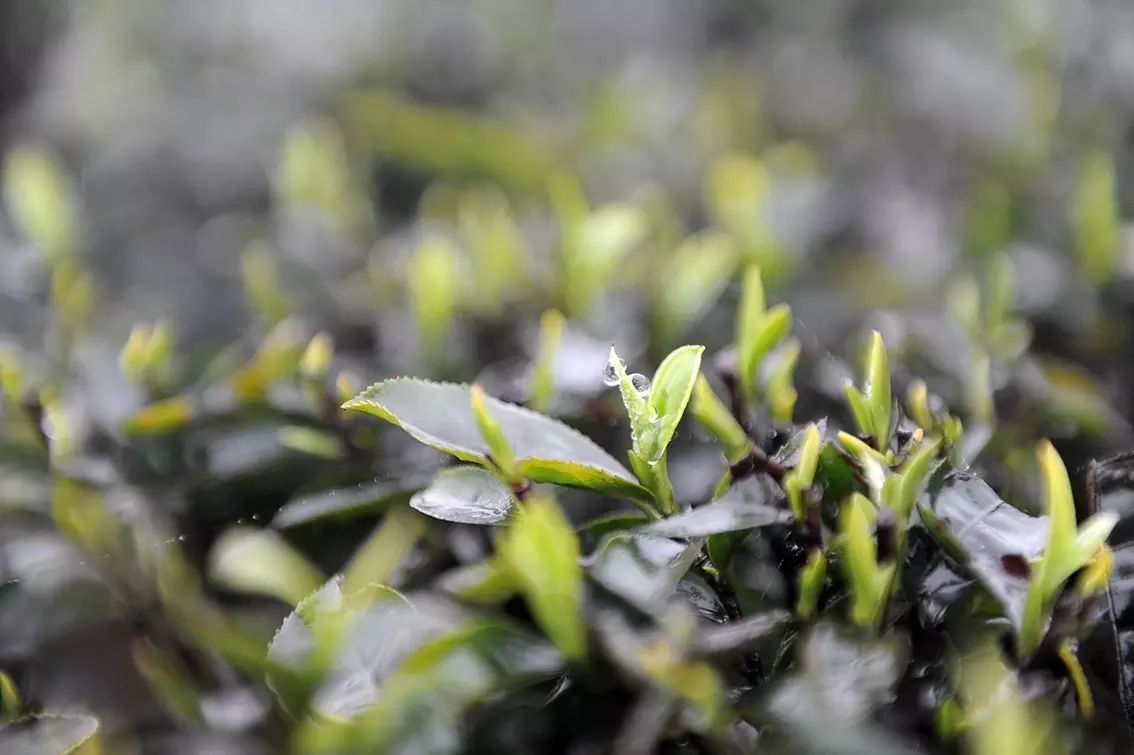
[639,345,705,464]
[209,527,324,606]
[498,496,587,660]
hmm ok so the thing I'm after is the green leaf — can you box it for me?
[2,144,77,262]
[342,379,649,501]
[341,505,427,599]
[208,527,325,606]
[438,557,518,604]
[866,331,892,448]
[241,241,291,325]
[893,438,941,519]
[796,423,822,488]
[498,496,587,660]
[406,237,458,363]
[0,671,19,722]
[410,466,516,525]
[735,265,764,399]
[529,309,565,412]
[796,550,826,620]
[690,374,750,460]
[654,232,737,343]
[766,338,801,423]
[470,384,518,478]
[736,264,792,402]
[608,346,649,450]
[1073,149,1119,281]
[840,493,893,630]
[844,384,872,437]
[766,624,910,750]
[638,345,705,464]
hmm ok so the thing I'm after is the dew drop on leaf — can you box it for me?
[602,356,625,386]
[630,373,651,396]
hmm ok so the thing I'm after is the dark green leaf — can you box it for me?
[342,379,649,500]
[920,472,1048,631]
[588,533,701,615]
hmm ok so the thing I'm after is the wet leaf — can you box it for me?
[589,534,701,615]
[920,472,1048,631]
[638,345,705,464]
[342,379,648,500]
[765,623,908,725]
[0,714,100,755]
[410,466,516,525]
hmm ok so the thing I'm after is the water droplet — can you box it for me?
[602,359,621,386]
[629,373,651,396]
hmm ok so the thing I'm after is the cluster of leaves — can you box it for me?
[2,79,1134,755]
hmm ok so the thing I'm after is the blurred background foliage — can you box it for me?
[1,0,1134,752]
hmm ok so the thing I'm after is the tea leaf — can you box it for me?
[209,527,325,606]
[342,379,648,500]
[638,344,705,464]
[498,496,587,660]
[409,466,516,525]
[470,384,518,479]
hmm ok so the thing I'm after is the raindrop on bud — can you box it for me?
[629,373,651,396]
[602,359,622,386]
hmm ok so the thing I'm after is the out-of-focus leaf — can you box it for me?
[272,482,419,529]
[407,237,458,363]
[529,309,565,412]
[2,144,77,261]
[690,374,750,460]
[653,232,736,343]
[342,379,648,500]
[293,619,562,753]
[341,505,426,599]
[438,558,518,605]
[589,534,701,616]
[498,497,587,660]
[241,241,291,325]
[410,466,515,525]
[0,714,100,755]
[919,472,1048,631]
[642,498,788,539]
[208,527,324,606]
[1084,453,1134,739]
[692,610,791,657]
[269,582,466,719]
[1073,150,1119,281]
[764,623,908,730]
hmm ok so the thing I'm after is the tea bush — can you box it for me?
[3,2,1134,753]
